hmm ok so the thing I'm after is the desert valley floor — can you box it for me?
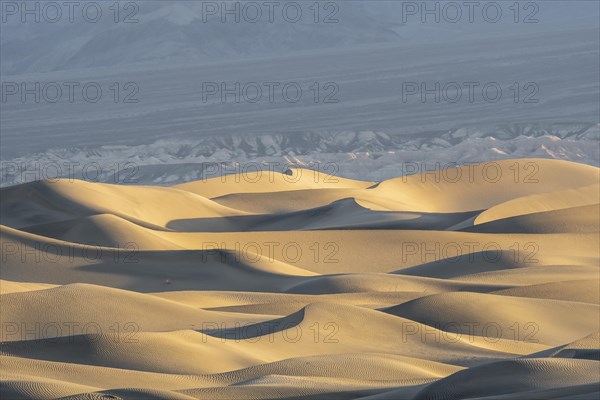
[0,158,599,400]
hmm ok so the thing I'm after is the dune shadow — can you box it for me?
[167,199,481,232]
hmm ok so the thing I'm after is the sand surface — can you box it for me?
[1,159,598,399]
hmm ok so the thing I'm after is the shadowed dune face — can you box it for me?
[1,158,599,400]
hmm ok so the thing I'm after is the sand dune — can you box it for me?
[22,214,185,249]
[465,204,600,234]
[529,333,600,361]
[1,159,598,399]
[0,179,246,230]
[167,198,480,232]
[492,280,600,304]
[370,159,600,213]
[404,359,599,400]
[211,160,599,215]
[385,292,599,345]
[174,168,374,198]
[475,183,600,224]
[0,280,57,295]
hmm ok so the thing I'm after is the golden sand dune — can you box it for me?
[492,279,600,304]
[1,159,598,399]
[374,359,600,400]
[475,183,600,224]
[174,168,374,198]
[22,214,185,249]
[0,179,246,230]
[385,292,599,345]
[466,203,600,234]
[0,280,57,295]
[212,159,599,214]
